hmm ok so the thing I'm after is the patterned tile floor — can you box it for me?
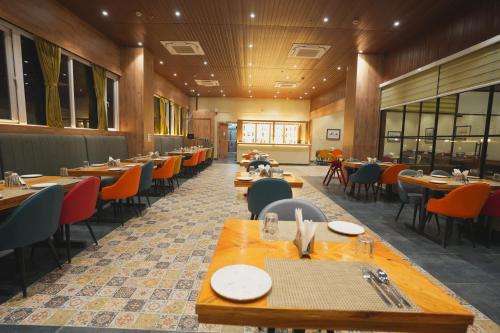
[0,162,498,332]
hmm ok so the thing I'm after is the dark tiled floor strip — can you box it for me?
[303,175,500,324]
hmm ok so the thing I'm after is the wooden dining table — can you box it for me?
[123,156,169,166]
[239,159,279,168]
[343,161,395,170]
[234,171,303,188]
[196,219,474,332]
[168,147,210,156]
[67,162,143,177]
[398,174,500,233]
[0,176,82,212]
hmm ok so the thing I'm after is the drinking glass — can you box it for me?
[356,235,374,259]
[416,169,424,178]
[83,161,90,168]
[263,212,279,239]
[60,168,69,177]
[249,166,255,177]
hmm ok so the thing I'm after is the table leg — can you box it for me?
[418,188,429,234]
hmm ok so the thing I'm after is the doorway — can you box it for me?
[228,122,237,161]
[217,122,228,160]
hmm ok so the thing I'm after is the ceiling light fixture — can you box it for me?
[173,73,177,77]
[304,92,308,95]
[293,64,297,68]
[220,89,224,93]
[322,77,327,82]
[393,20,400,27]
[249,63,252,67]
[184,82,188,86]
[248,43,253,48]
[159,60,164,65]
[250,12,255,19]
[359,50,363,53]
[175,10,181,17]
[210,73,215,77]
[248,90,252,93]
[203,60,208,65]
[137,42,143,46]
[299,96,303,99]
[337,66,341,70]
[250,95,253,98]
[323,17,329,23]
[101,10,108,16]
[223,94,226,97]
[190,89,195,92]
[312,86,316,90]
[273,95,277,99]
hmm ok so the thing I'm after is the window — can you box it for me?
[73,60,97,128]
[242,122,256,143]
[256,123,271,143]
[59,55,70,127]
[0,29,11,120]
[21,36,45,125]
[153,96,161,134]
[106,77,115,129]
[241,121,307,144]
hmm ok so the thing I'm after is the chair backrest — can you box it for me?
[318,150,330,159]
[351,163,382,184]
[60,177,100,225]
[139,161,154,191]
[247,160,271,171]
[247,178,293,216]
[380,164,408,185]
[154,136,183,154]
[397,169,422,203]
[258,198,328,222]
[173,155,183,175]
[0,185,64,251]
[183,151,200,167]
[85,135,128,163]
[154,156,175,179]
[199,150,207,163]
[430,169,452,177]
[483,190,500,217]
[437,183,491,219]
[101,166,142,200]
[331,149,343,158]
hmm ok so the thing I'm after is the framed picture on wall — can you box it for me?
[424,128,434,143]
[326,129,341,140]
[386,131,401,142]
[455,125,472,137]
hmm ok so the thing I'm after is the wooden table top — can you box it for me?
[168,148,210,156]
[399,174,500,191]
[123,156,170,165]
[239,159,279,168]
[196,219,473,332]
[67,163,142,177]
[234,171,303,188]
[343,161,396,170]
[0,176,82,212]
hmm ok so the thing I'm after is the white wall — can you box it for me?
[190,97,310,156]
[311,112,344,159]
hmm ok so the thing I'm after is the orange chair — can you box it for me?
[153,156,176,194]
[376,164,408,197]
[426,183,491,247]
[101,166,142,224]
[331,149,343,159]
[183,151,200,176]
[198,149,207,168]
[172,155,183,187]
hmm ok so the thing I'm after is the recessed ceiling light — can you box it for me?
[248,90,252,93]
[323,17,329,23]
[322,77,327,82]
[393,20,400,27]
[197,93,200,96]
[286,76,290,80]
[248,43,253,48]
[210,73,215,77]
[250,95,253,98]
[203,60,208,65]
[249,63,252,67]
[276,91,280,94]
[223,94,226,97]
[293,65,297,68]
[220,89,224,93]
[337,66,341,70]
[159,60,164,65]
[249,84,252,87]
[250,12,255,19]
[101,10,108,16]
[273,95,277,99]
[305,92,309,95]
[135,11,142,17]
[190,89,195,92]
[137,42,143,46]
[249,74,252,78]
[184,82,188,86]
[175,10,181,17]
[359,50,363,53]
[299,96,303,99]
[173,73,177,77]
[312,86,316,90]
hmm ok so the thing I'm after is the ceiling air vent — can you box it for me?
[195,79,219,87]
[274,81,297,88]
[288,43,331,59]
[161,41,205,55]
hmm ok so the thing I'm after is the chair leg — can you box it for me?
[434,214,441,235]
[486,216,493,248]
[175,176,180,187]
[14,248,27,297]
[443,217,453,248]
[469,219,476,248]
[395,202,405,221]
[47,238,61,269]
[65,224,71,263]
[145,195,151,207]
[131,196,140,217]
[85,221,98,245]
[412,203,419,228]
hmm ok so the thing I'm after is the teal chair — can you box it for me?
[247,178,292,219]
[0,185,65,297]
[258,199,328,222]
[347,163,382,200]
[137,161,154,208]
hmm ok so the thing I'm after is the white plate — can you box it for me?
[468,176,480,179]
[283,171,292,176]
[108,167,124,171]
[124,164,137,167]
[30,182,58,189]
[20,174,43,178]
[90,163,105,167]
[237,176,253,181]
[430,180,447,184]
[431,174,448,178]
[327,221,365,236]
[210,264,272,301]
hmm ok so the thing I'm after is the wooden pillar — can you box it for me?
[119,47,155,156]
[343,53,383,159]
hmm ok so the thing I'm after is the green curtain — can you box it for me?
[91,64,108,130]
[34,37,63,128]
[159,97,167,134]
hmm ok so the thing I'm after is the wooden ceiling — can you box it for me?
[59,0,469,99]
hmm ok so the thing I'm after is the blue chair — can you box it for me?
[0,185,65,297]
[247,160,270,172]
[247,178,292,220]
[431,169,452,177]
[137,161,154,208]
[396,169,423,227]
[347,163,382,200]
[258,199,328,222]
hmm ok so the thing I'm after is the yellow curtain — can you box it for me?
[159,97,167,134]
[34,37,63,128]
[172,103,178,135]
[91,64,108,130]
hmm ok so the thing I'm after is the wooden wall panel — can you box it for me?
[383,0,500,81]
[310,83,346,111]
[0,0,121,75]
[310,99,345,119]
[153,72,189,108]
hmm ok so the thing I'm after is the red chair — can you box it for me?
[483,190,500,247]
[323,158,346,186]
[59,177,101,263]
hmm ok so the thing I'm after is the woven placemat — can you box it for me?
[259,221,350,243]
[265,259,420,312]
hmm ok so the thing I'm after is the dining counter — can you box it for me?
[237,143,310,165]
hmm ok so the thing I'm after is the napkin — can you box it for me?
[295,208,317,254]
[452,169,469,177]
